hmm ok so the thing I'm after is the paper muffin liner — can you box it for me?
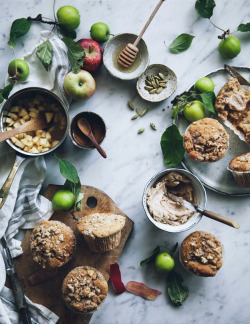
[62,266,107,315]
[228,168,250,188]
[83,230,122,253]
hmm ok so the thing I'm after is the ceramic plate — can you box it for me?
[0,252,6,291]
[177,67,250,196]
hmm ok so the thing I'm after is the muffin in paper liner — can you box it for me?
[228,152,250,188]
[62,266,108,314]
[77,213,126,253]
[30,220,76,270]
[179,231,223,277]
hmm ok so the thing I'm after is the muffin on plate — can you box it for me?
[215,77,250,144]
[62,266,108,314]
[77,213,126,252]
[228,152,250,188]
[180,231,223,277]
[183,118,229,162]
[30,220,75,270]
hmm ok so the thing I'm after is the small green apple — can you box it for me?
[194,77,214,93]
[63,70,96,100]
[155,252,175,273]
[8,59,29,82]
[90,22,110,42]
[218,36,241,59]
[184,101,205,122]
[52,190,75,211]
[57,6,80,30]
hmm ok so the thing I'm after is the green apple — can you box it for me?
[194,77,214,93]
[90,22,110,42]
[57,6,80,30]
[155,252,175,273]
[184,101,205,122]
[52,190,75,211]
[8,59,29,82]
[63,70,96,100]
[218,36,241,59]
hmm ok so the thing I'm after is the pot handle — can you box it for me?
[0,154,26,209]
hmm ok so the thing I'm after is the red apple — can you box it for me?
[77,38,103,72]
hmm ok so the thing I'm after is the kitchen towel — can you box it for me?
[0,30,71,324]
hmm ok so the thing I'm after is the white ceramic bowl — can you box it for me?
[103,33,149,81]
[142,168,207,233]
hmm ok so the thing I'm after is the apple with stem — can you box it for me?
[77,39,103,72]
[57,6,80,31]
[63,70,96,100]
[90,22,110,42]
[184,101,205,122]
[8,59,30,82]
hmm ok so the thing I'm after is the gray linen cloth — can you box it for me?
[0,30,71,324]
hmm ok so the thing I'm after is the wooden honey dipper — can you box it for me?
[118,0,165,68]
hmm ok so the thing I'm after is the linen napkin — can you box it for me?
[0,30,71,324]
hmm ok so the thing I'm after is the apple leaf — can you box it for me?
[54,154,79,184]
[62,37,85,73]
[167,271,189,306]
[171,90,200,119]
[237,23,250,32]
[195,0,216,19]
[200,91,216,114]
[140,246,160,269]
[161,125,185,167]
[59,25,77,39]
[8,18,32,49]
[36,40,53,71]
[168,34,195,54]
[0,84,15,103]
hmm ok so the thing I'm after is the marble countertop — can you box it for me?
[1,0,250,323]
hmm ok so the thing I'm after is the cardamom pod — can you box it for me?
[128,101,134,110]
[141,108,148,116]
[137,128,144,134]
[159,73,165,80]
[152,80,157,88]
[154,75,161,80]
[146,80,152,86]
[131,115,138,120]
[159,83,167,88]
[150,123,157,130]
[144,86,153,90]
[136,108,142,116]
[149,89,157,94]
[157,87,163,94]
[155,79,159,87]
[146,75,151,81]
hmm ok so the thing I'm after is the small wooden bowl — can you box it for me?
[69,112,106,150]
[136,64,177,102]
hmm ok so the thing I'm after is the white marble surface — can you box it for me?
[1,0,250,323]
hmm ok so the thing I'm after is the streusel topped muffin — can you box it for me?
[228,152,250,188]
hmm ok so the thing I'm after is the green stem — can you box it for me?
[209,19,225,32]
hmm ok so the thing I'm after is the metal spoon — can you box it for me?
[77,118,107,158]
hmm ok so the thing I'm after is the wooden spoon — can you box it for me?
[118,0,165,68]
[77,118,107,158]
[0,113,48,143]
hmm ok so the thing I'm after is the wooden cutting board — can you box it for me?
[13,185,134,324]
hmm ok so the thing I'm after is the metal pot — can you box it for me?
[0,87,69,208]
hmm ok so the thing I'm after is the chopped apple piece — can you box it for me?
[41,147,49,152]
[15,140,25,149]
[10,106,19,113]
[45,112,53,123]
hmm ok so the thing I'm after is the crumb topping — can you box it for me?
[229,152,250,172]
[30,220,75,269]
[62,266,108,313]
[184,118,229,162]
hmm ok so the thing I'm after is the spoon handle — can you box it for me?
[202,209,240,229]
[0,124,27,143]
[89,134,107,158]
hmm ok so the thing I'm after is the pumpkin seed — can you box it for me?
[141,108,148,116]
[136,108,142,116]
[157,87,163,94]
[150,123,157,130]
[149,89,157,94]
[146,80,152,86]
[159,73,165,80]
[144,86,153,90]
[137,128,144,134]
[128,101,135,110]
[131,115,138,120]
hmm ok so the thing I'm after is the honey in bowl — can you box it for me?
[70,112,106,149]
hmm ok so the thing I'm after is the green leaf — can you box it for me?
[171,91,201,119]
[200,91,216,114]
[0,84,15,103]
[195,0,216,19]
[167,271,189,306]
[8,18,32,49]
[140,246,160,269]
[75,192,84,212]
[62,37,85,73]
[54,154,79,184]
[161,125,185,167]
[36,40,53,71]
[168,34,195,54]
[59,25,77,39]
[237,23,250,32]
[62,179,75,193]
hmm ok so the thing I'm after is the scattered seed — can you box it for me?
[149,89,157,94]
[128,101,135,111]
[150,123,157,130]
[159,73,165,80]
[136,108,142,116]
[131,115,138,120]
[138,128,144,134]
[141,108,148,116]
[157,87,163,94]
[144,86,153,90]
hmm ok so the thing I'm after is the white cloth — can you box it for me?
[0,30,71,324]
